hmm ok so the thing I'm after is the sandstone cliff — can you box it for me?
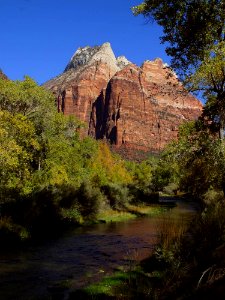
[44,43,130,134]
[44,43,202,154]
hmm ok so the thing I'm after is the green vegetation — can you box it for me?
[133,1,225,135]
[132,0,225,79]
[122,1,225,298]
[69,271,134,299]
[66,2,225,299]
[97,205,165,223]
[1,2,225,298]
[0,76,160,244]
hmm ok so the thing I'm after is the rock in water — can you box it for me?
[43,42,202,156]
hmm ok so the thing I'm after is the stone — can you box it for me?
[43,43,202,155]
[104,59,202,152]
[44,42,128,136]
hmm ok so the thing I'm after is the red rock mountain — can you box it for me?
[44,42,202,154]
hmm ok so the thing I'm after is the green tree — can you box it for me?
[190,42,225,136]
[132,0,225,77]
[0,110,39,199]
[89,142,132,186]
[0,76,57,168]
[133,1,225,138]
[0,76,55,119]
[161,121,225,198]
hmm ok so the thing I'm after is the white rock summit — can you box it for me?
[43,42,202,158]
[64,42,131,73]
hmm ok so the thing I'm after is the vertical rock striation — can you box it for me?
[43,43,202,154]
[104,59,202,151]
[44,42,130,137]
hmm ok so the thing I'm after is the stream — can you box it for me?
[0,199,198,300]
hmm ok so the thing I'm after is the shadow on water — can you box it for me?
[0,199,197,300]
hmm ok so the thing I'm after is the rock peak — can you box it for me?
[64,42,131,73]
[64,44,101,72]
[64,42,119,72]
[44,43,202,157]
[116,56,131,69]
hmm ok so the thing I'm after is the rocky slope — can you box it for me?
[44,43,202,154]
[44,43,130,133]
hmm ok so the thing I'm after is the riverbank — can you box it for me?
[67,198,197,299]
[1,198,189,300]
[0,200,166,248]
[96,204,167,224]
[71,196,225,300]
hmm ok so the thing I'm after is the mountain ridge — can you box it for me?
[43,42,202,156]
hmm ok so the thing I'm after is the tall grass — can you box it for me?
[156,215,188,256]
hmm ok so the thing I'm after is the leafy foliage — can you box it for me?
[133,1,225,136]
[133,0,225,78]
[125,159,160,203]
[129,2,225,299]
[89,142,132,186]
[0,77,144,242]
[0,110,39,198]
[0,76,55,117]
[190,42,225,133]
[155,121,225,198]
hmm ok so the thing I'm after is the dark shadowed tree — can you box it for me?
[133,0,225,133]
[133,0,225,78]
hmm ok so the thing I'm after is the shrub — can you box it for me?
[101,183,130,210]
[203,189,224,206]
[163,182,179,196]
[58,182,104,221]
[0,217,30,244]
[128,184,159,204]
[76,181,104,220]
[60,205,83,224]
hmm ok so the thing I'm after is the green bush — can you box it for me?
[76,181,104,220]
[101,183,130,210]
[0,217,30,244]
[128,184,159,204]
[60,206,83,224]
[203,189,224,206]
[163,182,179,195]
[55,182,104,221]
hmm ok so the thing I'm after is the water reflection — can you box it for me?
[0,200,196,300]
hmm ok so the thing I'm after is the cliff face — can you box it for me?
[103,60,202,151]
[44,43,202,153]
[44,43,130,135]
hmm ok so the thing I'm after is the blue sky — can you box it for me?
[0,0,170,84]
